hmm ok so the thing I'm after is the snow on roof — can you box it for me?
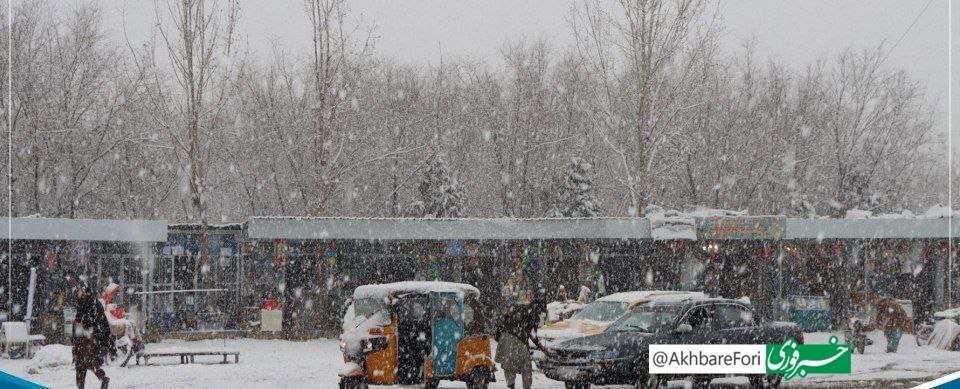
[646,208,696,241]
[247,214,960,241]
[246,217,651,240]
[0,217,168,242]
[686,207,748,218]
[353,281,480,300]
[785,218,958,239]
[168,222,244,231]
[924,205,957,219]
[597,290,706,303]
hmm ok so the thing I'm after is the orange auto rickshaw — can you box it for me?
[338,281,495,389]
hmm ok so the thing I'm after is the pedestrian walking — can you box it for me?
[876,297,911,353]
[495,295,549,389]
[72,286,115,389]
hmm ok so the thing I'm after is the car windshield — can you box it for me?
[569,301,629,322]
[607,305,680,333]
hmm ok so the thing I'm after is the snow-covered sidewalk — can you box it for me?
[0,331,956,388]
[784,331,959,386]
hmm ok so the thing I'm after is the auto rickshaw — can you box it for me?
[338,281,496,389]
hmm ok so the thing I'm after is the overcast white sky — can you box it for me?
[86,0,954,144]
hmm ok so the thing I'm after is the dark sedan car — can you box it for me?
[537,297,803,389]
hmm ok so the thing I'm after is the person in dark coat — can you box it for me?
[73,286,114,389]
[495,297,550,389]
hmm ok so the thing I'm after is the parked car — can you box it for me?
[538,297,802,389]
[538,290,706,347]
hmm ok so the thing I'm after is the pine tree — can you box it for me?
[556,157,600,217]
[414,150,465,218]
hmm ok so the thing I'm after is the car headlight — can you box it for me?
[589,349,620,360]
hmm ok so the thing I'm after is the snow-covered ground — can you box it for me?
[0,331,957,388]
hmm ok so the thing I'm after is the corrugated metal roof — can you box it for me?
[785,218,956,239]
[0,217,168,242]
[248,216,959,240]
[246,217,652,240]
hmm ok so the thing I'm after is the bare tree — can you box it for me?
[571,0,717,215]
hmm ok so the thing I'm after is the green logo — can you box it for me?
[766,336,851,380]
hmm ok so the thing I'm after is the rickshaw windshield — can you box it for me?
[343,297,390,331]
[354,298,388,319]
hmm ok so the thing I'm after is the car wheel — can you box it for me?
[749,374,782,388]
[467,367,490,389]
[635,374,663,389]
[338,377,368,389]
[690,376,711,388]
[564,382,590,389]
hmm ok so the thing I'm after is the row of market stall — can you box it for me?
[0,215,957,339]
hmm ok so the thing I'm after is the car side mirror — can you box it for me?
[674,323,693,334]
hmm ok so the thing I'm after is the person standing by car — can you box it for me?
[495,296,549,389]
[73,286,115,389]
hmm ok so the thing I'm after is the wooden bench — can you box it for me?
[135,349,240,366]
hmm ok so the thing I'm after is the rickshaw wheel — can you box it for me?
[338,377,368,389]
[466,366,490,389]
[424,378,439,389]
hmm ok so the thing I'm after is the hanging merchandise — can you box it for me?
[426,254,440,281]
[71,241,91,266]
[45,249,57,270]
[274,240,289,266]
[324,242,337,266]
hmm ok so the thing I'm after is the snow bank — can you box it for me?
[27,344,72,374]
[929,319,960,351]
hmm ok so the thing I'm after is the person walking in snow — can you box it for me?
[495,296,550,389]
[72,286,114,389]
[875,297,912,353]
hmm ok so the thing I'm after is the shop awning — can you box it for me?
[0,217,168,242]
[245,217,652,241]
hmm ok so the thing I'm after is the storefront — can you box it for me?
[148,223,244,334]
[0,217,167,343]
[783,218,956,329]
[243,217,656,334]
